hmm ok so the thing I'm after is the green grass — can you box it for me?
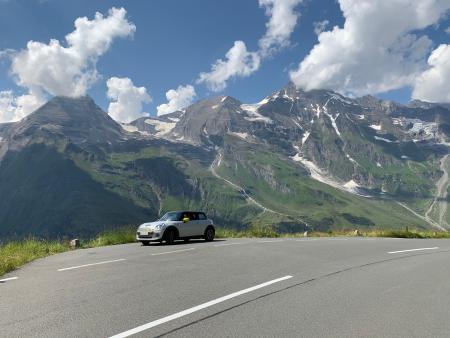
[216,226,450,239]
[0,239,68,277]
[0,227,137,277]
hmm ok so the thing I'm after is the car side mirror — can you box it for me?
[183,217,190,223]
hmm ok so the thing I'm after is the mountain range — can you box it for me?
[1,83,450,239]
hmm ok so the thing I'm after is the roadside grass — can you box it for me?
[0,239,68,277]
[2,225,450,278]
[216,225,450,239]
[0,227,136,277]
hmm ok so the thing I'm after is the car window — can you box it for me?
[198,213,206,220]
[190,212,199,220]
[159,212,182,221]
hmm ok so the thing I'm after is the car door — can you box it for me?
[177,212,191,237]
[187,212,201,236]
[197,212,209,234]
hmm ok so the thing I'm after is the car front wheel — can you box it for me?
[204,227,215,242]
[164,229,176,245]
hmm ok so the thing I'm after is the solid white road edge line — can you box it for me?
[57,258,127,271]
[109,275,293,338]
[0,276,18,282]
[388,247,439,254]
[151,248,195,256]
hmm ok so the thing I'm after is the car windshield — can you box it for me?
[159,212,182,222]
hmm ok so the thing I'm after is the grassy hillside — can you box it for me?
[0,136,441,239]
[216,138,431,231]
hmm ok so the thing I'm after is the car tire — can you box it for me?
[141,241,150,246]
[204,227,215,242]
[164,229,176,245]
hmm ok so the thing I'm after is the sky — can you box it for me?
[0,0,449,123]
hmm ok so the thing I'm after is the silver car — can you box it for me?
[136,211,215,245]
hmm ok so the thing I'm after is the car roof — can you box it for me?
[167,211,206,214]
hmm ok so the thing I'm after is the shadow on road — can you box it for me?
[144,239,226,247]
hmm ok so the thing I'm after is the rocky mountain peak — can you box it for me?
[2,95,123,148]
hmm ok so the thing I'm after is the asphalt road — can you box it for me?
[1,237,450,337]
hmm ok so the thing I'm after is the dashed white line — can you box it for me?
[151,248,195,256]
[109,275,293,338]
[0,276,18,282]
[388,247,439,254]
[57,258,126,271]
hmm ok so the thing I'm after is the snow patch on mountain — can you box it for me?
[291,153,367,196]
[144,119,176,136]
[302,131,310,145]
[370,124,382,131]
[374,136,393,143]
[240,102,272,123]
[121,124,138,133]
[229,131,250,141]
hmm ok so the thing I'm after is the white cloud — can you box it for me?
[412,44,450,102]
[313,20,329,36]
[0,7,135,123]
[290,0,450,96]
[11,7,135,98]
[258,0,302,57]
[197,0,301,92]
[197,41,260,92]
[0,90,45,123]
[106,77,151,123]
[157,85,196,116]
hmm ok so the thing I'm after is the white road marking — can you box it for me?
[109,275,293,338]
[259,240,284,243]
[151,248,195,256]
[0,276,18,282]
[388,247,439,254]
[214,242,247,247]
[57,258,126,271]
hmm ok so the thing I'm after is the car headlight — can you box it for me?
[154,223,164,230]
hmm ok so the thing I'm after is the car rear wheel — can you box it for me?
[204,227,215,242]
[164,229,176,245]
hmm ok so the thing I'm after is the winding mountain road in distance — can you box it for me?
[2,237,450,337]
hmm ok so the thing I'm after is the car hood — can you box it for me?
[139,221,175,230]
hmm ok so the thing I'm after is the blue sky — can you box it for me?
[0,0,449,121]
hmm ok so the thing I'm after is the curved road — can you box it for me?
[1,238,450,337]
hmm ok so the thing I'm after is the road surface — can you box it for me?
[1,237,450,337]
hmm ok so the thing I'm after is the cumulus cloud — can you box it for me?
[11,7,135,97]
[412,44,450,102]
[106,77,151,123]
[313,20,329,36]
[0,90,45,123]
[258,0,302,57]
[290,0,450,97]
[197,0,301,92]
[0,7,135,123]
[197,41,260,92]
[157,85,196,116]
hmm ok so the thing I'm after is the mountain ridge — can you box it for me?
[0,85,449,238]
